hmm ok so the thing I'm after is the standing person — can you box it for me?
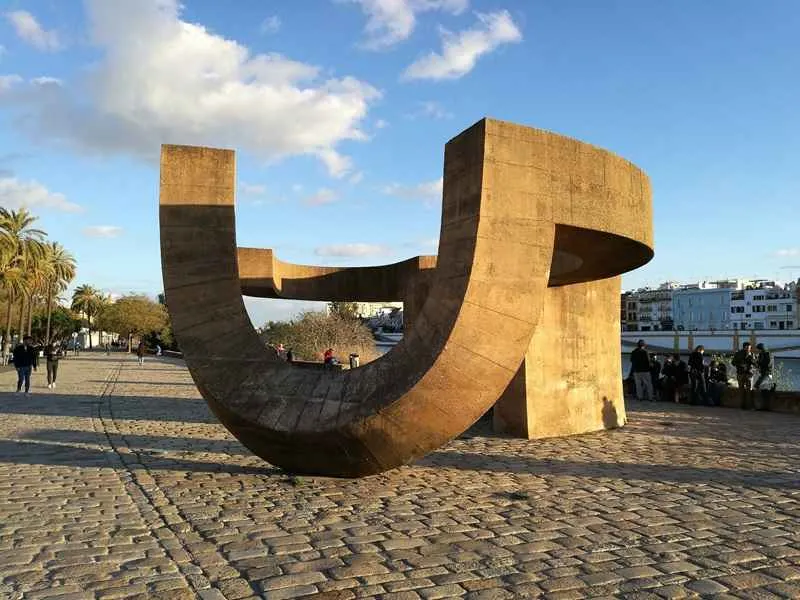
[630,340,654,401]
[286,348,294,363]
[672,354,690,403]
[650,354,662,397]
[136,341,146,366]
[688,345,707,405]
[12,335,38,394]
[44,341,62,389]
[731,342,757,410]
[754,343,774,411]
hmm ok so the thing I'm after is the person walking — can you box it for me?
[44,341,62,389]
[630,339,654,401]
[732,342,757,410]
[12,335,38,394]
[136,341,146,366]
[754,343,774,411]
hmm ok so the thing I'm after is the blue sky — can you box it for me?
[1,0,799,325]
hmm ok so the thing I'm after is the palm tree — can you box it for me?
[41,242,76,343]
[71,284,103,349]
[0,209,46,347]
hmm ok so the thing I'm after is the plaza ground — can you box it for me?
[0,355,798,599]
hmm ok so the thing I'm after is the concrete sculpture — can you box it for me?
[160,118,653,477]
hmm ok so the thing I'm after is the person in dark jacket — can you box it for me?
[136,341,146,366]
[650,354,662,394]
[732,342,757,409]
[707,360,728,406]
[12,335,38,394]
[630,340,654,401]
[672,354,690,403]
[688,345,707,404]
[44,341,61,389]
[754,343,773,390]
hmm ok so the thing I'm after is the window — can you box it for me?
[746,314,751,318]
[753,306,765,313]
[754,322,764,329]
[787,304,794,312]
[753,295,765,301]
[788,321,795,327]
[767,304,778,312]
[770,321,778,328]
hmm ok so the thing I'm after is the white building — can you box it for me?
[729,282,797,330]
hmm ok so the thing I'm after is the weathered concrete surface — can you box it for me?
[1,356,799,599]
[160,118,653,476]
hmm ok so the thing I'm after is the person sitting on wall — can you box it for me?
[707,360,728,407]
[688,345,708,405]
[630,340,654,402]
[323,347,336,367]
[731,342,757,410]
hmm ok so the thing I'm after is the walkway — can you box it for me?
[0,355,798,599]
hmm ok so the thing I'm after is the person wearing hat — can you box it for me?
[630,339,654,401]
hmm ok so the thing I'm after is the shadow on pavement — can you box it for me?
[419,450,800,490]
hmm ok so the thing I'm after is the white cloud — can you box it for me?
[5,11,62,51]
[375,118,389,129]
[291,184,304,193]
[0,177,82,212]
[382,177,442,201]
[343,0,468,49]
[260,15,282,34]
[31,76,62,86]
[315,243,392,257]
[303,188,338,206]
[349,171,364,184]
[5,0,379,178]
[776,249,800,257]
[83,225,123,238]
[0,74,22,91]
[402,10,521,80]
[240,182,266,196]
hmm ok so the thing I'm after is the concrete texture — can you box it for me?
[159,118,653,477]
[1,356,799,599]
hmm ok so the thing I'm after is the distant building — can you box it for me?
[354,302,403,319]
[623,278,800,331]
[672,288,732,330]
[729,282,796,330]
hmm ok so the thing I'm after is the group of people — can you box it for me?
[7,336,154,392]
[9,336,66,394]
[629,339,774,410]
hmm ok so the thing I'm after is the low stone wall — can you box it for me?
[720,387,800,414]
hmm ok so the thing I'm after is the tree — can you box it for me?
[261,311,378,364]
[95,295,168,348]
[31,306,81,343]
[71,284,105,349]
[328,301,359,320]
[0,208,46,347]
[41,242,76,343]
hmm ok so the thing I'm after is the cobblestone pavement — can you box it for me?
[0,354,798,599]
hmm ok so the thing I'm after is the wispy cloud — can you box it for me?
[303,188,339,206]
[240,182,266,196]
[343,0,469,50]
[408,100,452,119]
[0,74,22,92]
[0,177,81,212]
[315,243,392,257]
[83,225,123,238]
[402,10,521,81]
[5,10,62,51]
[776,249,800,257]
[260,15,281,34]
[382,177,442,202]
